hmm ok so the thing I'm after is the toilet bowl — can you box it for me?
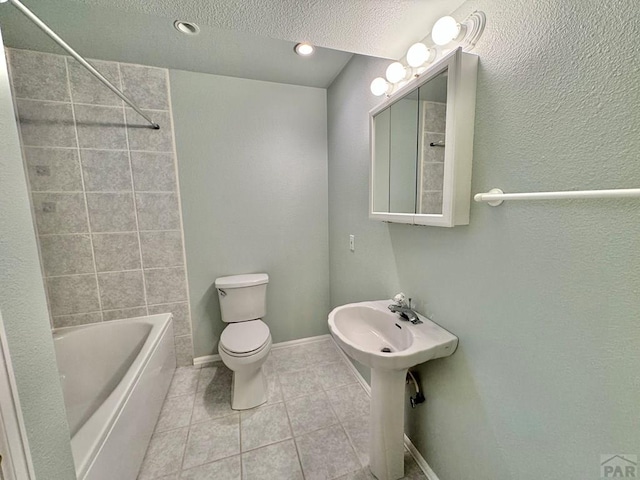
[215,273,271,410]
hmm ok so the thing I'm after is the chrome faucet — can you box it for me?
[388,294,423,324]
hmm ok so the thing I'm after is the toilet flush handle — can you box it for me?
[218,288,227,297]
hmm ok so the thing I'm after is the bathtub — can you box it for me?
[53,314,176,480]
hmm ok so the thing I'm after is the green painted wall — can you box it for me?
[170,70,330,358]
[0,37,76,478]
[327,0,640,479]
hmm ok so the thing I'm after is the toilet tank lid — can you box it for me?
[215,273,269,288]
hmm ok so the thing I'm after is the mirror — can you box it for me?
[370,48,478,227]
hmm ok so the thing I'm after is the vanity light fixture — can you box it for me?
[368,10,485,97]
[385,61,409,84]
[406,42,435,68]
[174,20,200,35]
[431,11,486,49]
[370,77,391,97]
[294,43,315,56]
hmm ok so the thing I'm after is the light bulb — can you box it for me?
[432,16,461,46]
[385,62,407,84]
[406,43,432,68]
[370,77,390,96]
[294,43,314,56]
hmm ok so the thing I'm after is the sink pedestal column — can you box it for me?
[369,368,406,480]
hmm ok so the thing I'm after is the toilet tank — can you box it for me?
[215,273,268,323]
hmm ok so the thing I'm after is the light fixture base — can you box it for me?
[460,11,486,50]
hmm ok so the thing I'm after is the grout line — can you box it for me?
[119,61,151,317]
[64,57,104,323]
[30,190,176,194]
[39,229,181,237]
[43,265,186,279]
[22,145,175,155]
[165,67,195,366]
[13,95,170,113]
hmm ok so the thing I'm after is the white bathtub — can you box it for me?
[53,314,176,480]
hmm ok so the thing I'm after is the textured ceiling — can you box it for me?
[0,0,466,87]
[68,0,466,58]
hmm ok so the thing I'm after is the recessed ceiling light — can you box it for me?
[174,20,200,35]
[294,43,314,56]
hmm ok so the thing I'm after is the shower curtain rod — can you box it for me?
[5,0,160,129]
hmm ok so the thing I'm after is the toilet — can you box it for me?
[215,273,272,410]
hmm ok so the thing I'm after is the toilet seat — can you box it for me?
[220,320,270,356]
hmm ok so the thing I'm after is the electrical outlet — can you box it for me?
[349,235,355,252]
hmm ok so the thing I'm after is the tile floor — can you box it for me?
[138,337,427,480]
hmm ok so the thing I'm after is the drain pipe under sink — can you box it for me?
[406,370,425,408]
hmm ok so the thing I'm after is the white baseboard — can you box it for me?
[331,337,440,480]
[193,334,332,365]
[270,334,332,350]
[192,354,221,366]
[403,435,440,480]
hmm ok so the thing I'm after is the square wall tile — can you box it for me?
[81,150,132,191]
[136,193,180,230]
[420,191,443,215]
[24,147,82,192]
[86,192,136,232]
[144,267,187,304]
[68,58,122,106]
[130,151,176,191]
[424,101,446,133]
[8,49,70,101]
[74,104,127,150]
[140,231,184,268]
[47,274,100,316]
[92,232,141,272]
[32,192,88,234]
[98,270,145,310]
[175,335,193,366]
[422,162,444,191]
[16,99,77,148]
[102,306,147,321]
[126,109,173,152]
[39,234,93,276]
[52,312,102,329]
[148,302,190,336]
[120,64,169,110]
[422,133,445,163]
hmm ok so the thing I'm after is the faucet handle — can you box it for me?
[392,292,408,307]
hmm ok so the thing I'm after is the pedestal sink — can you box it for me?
[328,300,458,480]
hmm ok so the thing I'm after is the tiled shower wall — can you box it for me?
[420,100,446,214]
[6,48,193,365]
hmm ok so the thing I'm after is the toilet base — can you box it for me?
[231,367,268,410]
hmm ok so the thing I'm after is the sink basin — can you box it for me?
[328,300,458,371]
[328,300,458,480]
